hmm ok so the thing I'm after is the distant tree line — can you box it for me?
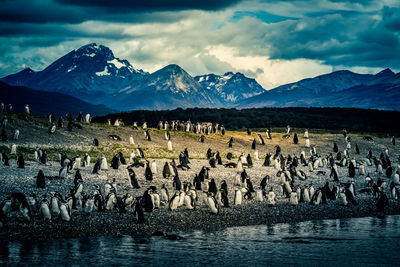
[93,107,400,134]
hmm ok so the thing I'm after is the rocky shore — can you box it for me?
[1,157,399,244]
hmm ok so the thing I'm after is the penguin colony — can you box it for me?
[0,108,399,237]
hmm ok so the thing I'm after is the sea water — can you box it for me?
[1,215,400,266]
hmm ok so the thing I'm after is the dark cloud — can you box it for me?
[56,0,242,12]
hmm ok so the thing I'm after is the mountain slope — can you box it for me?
[1,43,148,105]
[194,72,265,104]
[235,69,398,109]
[111,64,222,110]
[0,82,114,116]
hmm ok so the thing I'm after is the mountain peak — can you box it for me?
[75,43,114,60]
[375,68,394,78]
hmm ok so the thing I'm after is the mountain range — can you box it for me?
[0,81,114,117]
[1,43,400,112]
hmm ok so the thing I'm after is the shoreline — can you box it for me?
[2,197,399,244]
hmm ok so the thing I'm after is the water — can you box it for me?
[1,215,400,266]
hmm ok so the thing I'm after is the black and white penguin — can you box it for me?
[173,174,182,191]
[137,145,145,158]
[160,184,169,205]
[162,162,171,179]
[257,134,265,145]
[40,196,52,220]
[92,159,101,174]
[142,189,154,212]
[145,130,151,141]
[17,154,24,168]
[169,192,180,211]
[234,188,242,205]
[111,154,120,170]
[105,188,117,210]
[207,193,219,214]
[293,133,298,144]
[348,161,356,177]
[345,187,358,205]
[228,137,234,148]
[93,138,99,147]
[93,185,105,212]
[260,175,270,191]
[267,187,276,206]
[59,201,71,222]
[251,139,256,150]
[390,182,398,199]
[310,189,322,205]
[145,161,153,181]
[133,197,146,223]
[128,168,141,189]
[36,170,46,189]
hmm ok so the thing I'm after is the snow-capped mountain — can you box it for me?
[194,72,265,104]
[110,64,221,110]
[236,68,400,110]
[1,43,148,104]
[1,43,265,110]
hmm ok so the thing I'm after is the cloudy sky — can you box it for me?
[1,0,399,89]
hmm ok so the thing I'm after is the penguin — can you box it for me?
[251,139,256,150]
[349,161,356,177]
[13,129,19,140]
[256,188,264,202]
[17,154,24,168]
[50,192,60,216]
[40,196,52,220]
[83,153,91,167]
[59,201,71,222]
[129,135,135,145]
[267,188,276,206]
[133,197,146,223]
[303,186,311,202]
[162,162,171,179]
[169,192,180,211]
[234,188,242,205]
[390,182,398,199]
[310,189,322,205]
[100,156,108,170]
[305,139,310,148]
[184,194,195,210]
[207,194,219,214]
[92,159,101,174]
[93,138,99,147]
[111,154,120,170]
[83,196,95,214]
[93,185,105,212]
[142,189,154,212]
[339,188,348,206]
[11,144,17,155]
[257,134,265,145]
[105,189,117,210]
[145,161,153,181]
[290,191,298,205]
[160,184,169,204]
[293,133,298,144]
[36,170,46,189]
[137,146,145,158]
[173,174,182,191]
[167,140,173,151]
[345,187,358,205]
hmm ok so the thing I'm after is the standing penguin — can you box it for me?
[145,161,153,181]
[251,139,256,150]
[167,140,173,151]
[391,136,396,146]
[234,188,242,205]
[133,197,146,223]
[128,168,141,189]
[173,174,182,191]
[40,196,52,220]
[36,170,46,189]
[348,161,356,178]
[293,133,298,144]
[207,194,219,214]
[17,154,24,168]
